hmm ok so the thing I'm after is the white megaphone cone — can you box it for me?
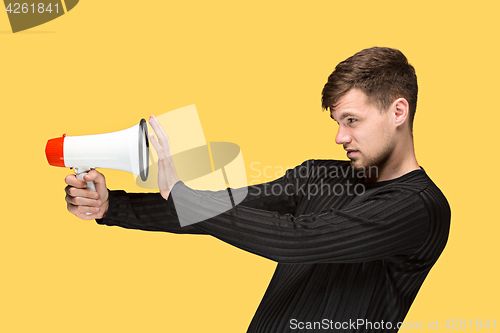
[45,119,149,213]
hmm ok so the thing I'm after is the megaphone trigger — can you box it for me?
[74,167,97,191]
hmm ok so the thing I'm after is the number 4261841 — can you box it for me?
[444,319,496,329]
[5,3,59,14]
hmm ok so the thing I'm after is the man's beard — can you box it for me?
[349,143,393,176]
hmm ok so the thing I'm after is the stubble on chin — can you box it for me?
[350,154,378,174]
[349,159,366,172]
[349,159,359,170]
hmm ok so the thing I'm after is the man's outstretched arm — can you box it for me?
[91,161,307,235]
[98,177,432,264]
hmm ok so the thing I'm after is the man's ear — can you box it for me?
[392,98,409,128]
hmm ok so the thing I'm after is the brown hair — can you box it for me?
[321,47,418,128]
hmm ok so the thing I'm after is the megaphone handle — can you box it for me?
[74,167,96,215]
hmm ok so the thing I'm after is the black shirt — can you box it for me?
[97,159,451,332]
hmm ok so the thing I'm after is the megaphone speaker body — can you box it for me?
[46,118,149,194]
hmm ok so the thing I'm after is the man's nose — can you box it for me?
[335,127,352,145]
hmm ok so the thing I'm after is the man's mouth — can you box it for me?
[345,149,359,159]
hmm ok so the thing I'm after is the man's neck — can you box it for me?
[365,140,420,183]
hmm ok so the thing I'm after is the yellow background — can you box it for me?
[1,1,499,332]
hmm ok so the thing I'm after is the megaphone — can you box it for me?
[45,118,149,194]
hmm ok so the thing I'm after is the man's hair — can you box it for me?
[321,47,418,129]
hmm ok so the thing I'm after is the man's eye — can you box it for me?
[347,118,357,124]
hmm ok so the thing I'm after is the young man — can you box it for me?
[65,47,451,332]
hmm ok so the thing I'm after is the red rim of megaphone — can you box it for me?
[45,134,66,167]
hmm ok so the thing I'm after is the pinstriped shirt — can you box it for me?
[97,159,451,332]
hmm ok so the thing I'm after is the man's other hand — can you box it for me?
[65,170,109,220]
[148,114,180,200]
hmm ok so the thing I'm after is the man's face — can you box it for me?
[330,88,395,170]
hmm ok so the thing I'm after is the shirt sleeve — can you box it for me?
[97,160,430,264]
[96,160,309,235]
